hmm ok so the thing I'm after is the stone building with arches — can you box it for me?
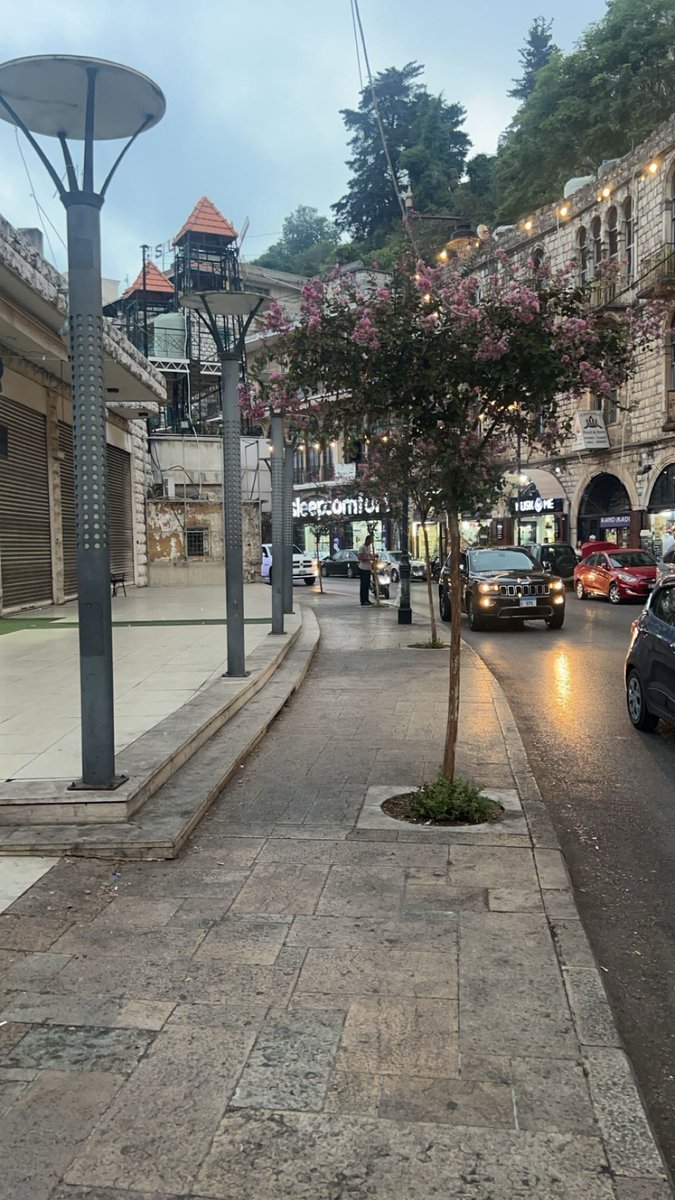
[481,112,675,557]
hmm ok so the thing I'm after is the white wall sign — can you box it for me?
[573,410,610,450]
[293,493,384,520]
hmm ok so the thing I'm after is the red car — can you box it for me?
[574,549,657,605]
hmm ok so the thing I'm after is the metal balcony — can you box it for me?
[638,244,675,298]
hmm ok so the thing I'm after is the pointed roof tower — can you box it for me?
[174,196,238,245]
[122,260,174,299]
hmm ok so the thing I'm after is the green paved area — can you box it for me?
[0,591,670,1199]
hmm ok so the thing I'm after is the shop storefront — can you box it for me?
[512,495,567,548]
[643,462,675,558]
[577,472,636,548]
[292,492,391,557]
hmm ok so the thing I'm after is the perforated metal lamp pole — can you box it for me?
[398,493,412,625]
[0,55,165,789]
[180,292,270,677]
[282,439,294,614]
[270,413,285,634]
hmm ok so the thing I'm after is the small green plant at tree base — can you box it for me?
[410,773,501,824]
[408,639,448,649]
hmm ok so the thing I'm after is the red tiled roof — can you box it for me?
[123,260,174,298]
[174,196,238,244]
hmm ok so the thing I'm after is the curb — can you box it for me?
[462,638,674,1196]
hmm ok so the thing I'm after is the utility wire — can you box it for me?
[349,0,364,92]
[350,0,419,256]
[14,128,65,261]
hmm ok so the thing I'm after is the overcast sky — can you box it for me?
[0,0,608,287]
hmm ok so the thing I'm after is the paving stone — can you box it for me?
[65,1026,256,1194]
[447,846,538,889]
[109,1001,175,1031]
[166,1001,269,1031]
[316,865,404,916]
[550,920,598,969]
[50,1189,180,1200]
[404,883,487,912]
[488,889,542,912]
[51,925,207,962]
[286,913,457,953]
[5,1025,153,1074]
[511,1056,596,1133]
[460,1052,512,1083]
[459,912,577,1058]
[378,1074,514,1127]
[337,996,458,1076]
[322,1069,380,1115]
[613,1181,674,1200]
[534,849,571,891]
[179,959,301,1004]
[0,1066,36,1115]
[563,969,623,1046]
[0,1069,124,1200]
[1,992,120,1027]
[0,1017,29,1059]
[194,913,291,965]
[43,954,193,1001]
[0,914,72,951]
[169,896,241,926]
[298,947,457,998]
[258,839,449,868]
[3,952,72,989]
[229,863,328,915]
[194,1110,614,1199]
[542,889,579,919]
[87,899,182,928]
[583,1047,667,1178]
[118,868,251,900]
[231,1006,345,1111]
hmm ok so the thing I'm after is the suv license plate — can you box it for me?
[520,596,537,608]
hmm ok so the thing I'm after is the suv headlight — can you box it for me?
[478,582,499,594]
[550,579,565,591]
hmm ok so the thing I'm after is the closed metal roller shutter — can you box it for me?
[107,444,134,580]
[0,396,52,609]
[58,428,135,587]
[58,422,77,595]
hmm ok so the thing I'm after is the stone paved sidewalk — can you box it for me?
[0,591,671,1199]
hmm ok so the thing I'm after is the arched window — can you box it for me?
[591,216,603,275]
[668,314,675,393]
[607,207,619,259]
[623,198,634,280]
[578,227,589,285]
[531,246,545,271]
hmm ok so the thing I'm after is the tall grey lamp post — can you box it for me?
[282,437,295,614]
[0,55,165,789]
[180,291,269,677]
[270,412,286,634]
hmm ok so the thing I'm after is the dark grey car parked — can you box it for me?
[625,579,675,731]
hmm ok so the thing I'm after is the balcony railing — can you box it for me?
[293,465,336,485]
[638,244,675,298]
[588,275,628,309]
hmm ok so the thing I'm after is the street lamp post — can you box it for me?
[180,292,269,677]
[398,493,412,624]
[282,437,295,614]
[0,55,165,789]
[270,412,285,634]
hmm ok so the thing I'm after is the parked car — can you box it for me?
[574,549,657,604]
[320,550,391,598]
[656,544,675,585]
[261,543,316,586]
[528,542,579,583]
[380,550,427,583]
[438,546,566,630]
[625,578,675,731]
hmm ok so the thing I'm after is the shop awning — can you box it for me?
[523,468,567,503]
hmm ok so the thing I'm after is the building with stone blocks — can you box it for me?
[479,113,675,554]
[0,216,166,614]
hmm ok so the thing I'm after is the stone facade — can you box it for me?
[481,112,675,550]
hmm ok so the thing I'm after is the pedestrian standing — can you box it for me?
[662,526,675,556]
[357,534,374,606]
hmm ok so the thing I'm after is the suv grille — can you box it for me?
[499,582,548,597]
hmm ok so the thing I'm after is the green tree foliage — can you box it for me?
[496,0,675,221]
[254,205,339,276]
[508,16,557,102]
[332,62,470,244]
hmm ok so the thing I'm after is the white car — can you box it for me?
[261,543,316,586]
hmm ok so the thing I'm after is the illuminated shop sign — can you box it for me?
[511,497,564,515]
[600,513,631,528]
[292,494,385,520]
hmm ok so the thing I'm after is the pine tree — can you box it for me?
[508,16,557,103]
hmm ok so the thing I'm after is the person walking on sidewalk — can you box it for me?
[357,534,375,605]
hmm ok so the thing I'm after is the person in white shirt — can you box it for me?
[662,527,675,556]
[357,535,375,605]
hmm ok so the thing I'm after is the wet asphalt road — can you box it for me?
[458,593,675,1176]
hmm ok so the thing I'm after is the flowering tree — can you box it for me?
[246,257,660,784]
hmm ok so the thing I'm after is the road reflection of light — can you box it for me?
[552,650,573,711]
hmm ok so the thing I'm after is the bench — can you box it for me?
[110,572,126,598]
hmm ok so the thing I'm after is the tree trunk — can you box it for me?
[442,510,462,782]
[420,521,437,644]
[316,536,324,593]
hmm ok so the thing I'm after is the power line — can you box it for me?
[350,0,419,255]
[13,128,66,261]
[349,0,364,92]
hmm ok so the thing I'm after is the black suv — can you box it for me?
[438,546,566,631]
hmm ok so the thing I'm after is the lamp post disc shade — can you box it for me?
[0,55,165,140]
[180,291,271,318]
